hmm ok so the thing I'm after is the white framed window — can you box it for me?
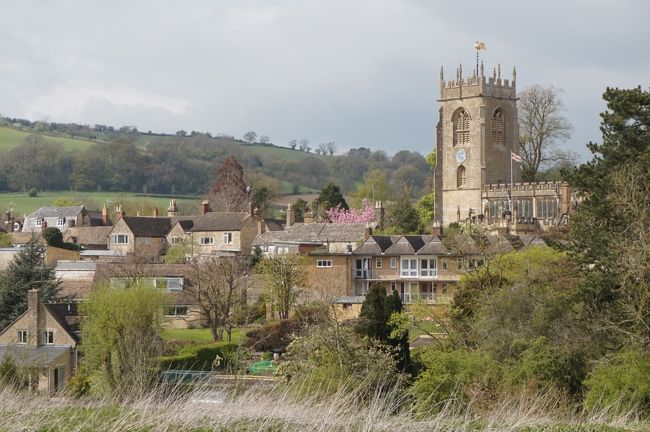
[56,218,65,227]
[35,219,42,227]
[441,259,448,271]
[142,237,150,245]
[400,258,418,277]
[223,232,233,244]
[17,330,27,344]
[376,258,382,269]
[113,234,129,244]
[420,259,437,277]
[457,258,464,271]
[42,330,54,345]
[171,236,183,245]
[158,277,183,291]
[390,257,397,269]
[317,260,333,268]
[163,305,189,316]
[200,236,214,245]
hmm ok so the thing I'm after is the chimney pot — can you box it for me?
[200,200,211,215]
[286,204,295,227]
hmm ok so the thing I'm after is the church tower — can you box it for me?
[434,61,520,226]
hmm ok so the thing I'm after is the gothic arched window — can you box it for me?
[457,165,466,188]
[492,109,504,146]
[453,109,470,147]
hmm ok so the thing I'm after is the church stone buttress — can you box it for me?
[434,62,520,227]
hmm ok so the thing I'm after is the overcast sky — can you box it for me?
[0,0,647,160]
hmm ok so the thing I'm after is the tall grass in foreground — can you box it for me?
[0,382,645,432]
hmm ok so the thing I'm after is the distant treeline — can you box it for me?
[0,129,431,198]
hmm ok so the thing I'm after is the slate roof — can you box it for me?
[191,212,250,232]
[44,303,81,342]
[26,206,84,219]
[0,345,73,367]
[64,226,112,246]
[177,220,195,232]
[253,223,366,246]
[10,232,41,245]
[264,219,285,232]
[121,216,173,237]
[417,237,450,255]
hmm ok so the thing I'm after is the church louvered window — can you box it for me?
[453,109,470,146]
[457,165,466,188]
[492,109,504,146]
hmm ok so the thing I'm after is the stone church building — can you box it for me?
[433,61,573,234]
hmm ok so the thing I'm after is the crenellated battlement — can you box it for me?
[439,62,516,100]
[482,181,568,193]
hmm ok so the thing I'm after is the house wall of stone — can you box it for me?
[305,254,351,298]
[165,224,189,245]
[161,305,204,329]
[108,219,134,255]
[38,349,76,395]
[191,230,242,255]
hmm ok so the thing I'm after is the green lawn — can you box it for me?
[161,327,248,344]
[0,126,98,152]
[0,191,200,216]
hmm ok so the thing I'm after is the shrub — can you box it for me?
[27,188,38,197]
[412,348,501,413]
[158,342,239,371]
[583,348,650,415]
[245,320,299,352]
[502,337,587,396]
[65,368,92,398]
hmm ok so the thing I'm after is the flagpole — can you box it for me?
[509,153,513,212]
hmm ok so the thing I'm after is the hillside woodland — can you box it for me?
[0,117,432,199]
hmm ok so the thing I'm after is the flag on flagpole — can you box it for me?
[511,152,523,162]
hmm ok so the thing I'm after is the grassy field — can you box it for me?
[0,191,201,216]
[0,126,97,152]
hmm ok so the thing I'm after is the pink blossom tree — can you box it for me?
[326,199,376,224]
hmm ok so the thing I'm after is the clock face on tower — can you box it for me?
[455,148,467,164]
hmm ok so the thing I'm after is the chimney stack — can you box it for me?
[286,204,295,227]
[364,226,373,241]
[4,211,13,233]
[27,289,41,347]
[114,205,123,221]
[152,207,159,217]
[304,211,314,224]
[102,205,110,226]
[200,200,211,215]
[167,199,178,217]
[374,201,385,229]
[431,221,443,236]
[136,210,142,217]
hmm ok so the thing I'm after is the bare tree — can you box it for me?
[518,85,573,181]
[206,156,250,212]
[317,142,328,155]
[259,135,270,145]
[242,131,257,143]
[187,256,251,341]
[288,139,297,149]
[256,255,307,320]
[298,139,309,152]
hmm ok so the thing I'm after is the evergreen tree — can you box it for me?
[356,284,411,371]
[0,239,60,328]
[386,289,411,372]
[385,194,421,234]
[355,283,388,340]
[315,182,348,211]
